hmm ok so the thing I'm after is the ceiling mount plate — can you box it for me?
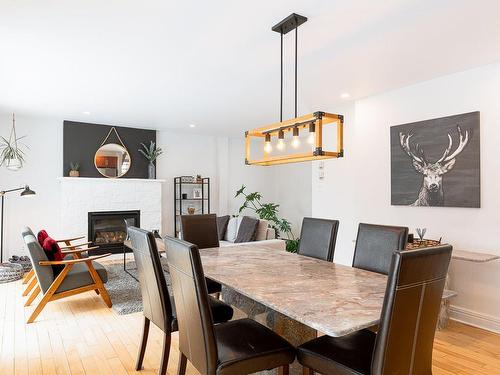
[272,13,308,34]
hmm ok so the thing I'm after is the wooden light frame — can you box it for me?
[245,111,344,166]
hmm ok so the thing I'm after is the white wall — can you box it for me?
[0,114,63,258]
[0,117,309,257]
[227,137,311,237]
[312,62,500,332]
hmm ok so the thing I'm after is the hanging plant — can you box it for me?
[0,114,27,171]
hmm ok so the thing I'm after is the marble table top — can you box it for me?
[198,244,388,337]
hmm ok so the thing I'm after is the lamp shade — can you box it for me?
[20,185,36,196]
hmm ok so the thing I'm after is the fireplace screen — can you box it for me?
[88,210,140,254]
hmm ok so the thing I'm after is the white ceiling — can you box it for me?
[1,0,500,136]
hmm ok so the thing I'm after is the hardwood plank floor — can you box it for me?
[1,279,499,374]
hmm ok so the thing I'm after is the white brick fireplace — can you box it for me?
[58,177,164,239]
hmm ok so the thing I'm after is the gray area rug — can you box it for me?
[105,259,172,315]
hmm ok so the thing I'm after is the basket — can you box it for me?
[0,263,24,283]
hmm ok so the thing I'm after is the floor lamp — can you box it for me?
[0,185,36,263]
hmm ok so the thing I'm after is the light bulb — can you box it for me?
[277,138,285,150]
[264,133,272,153]
[307,132,315,145]
[307,122,316,145]
[277,129,285,150]
[292,127,300,148]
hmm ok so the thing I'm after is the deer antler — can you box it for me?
[399,132,426,164]
[436,125,469,163]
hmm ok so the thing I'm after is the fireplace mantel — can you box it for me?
[57,177,165,183]
[58,176,163,240]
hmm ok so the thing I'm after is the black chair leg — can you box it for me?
[176,352,187,375]
[159,332,171,375]
[135,317,150,371]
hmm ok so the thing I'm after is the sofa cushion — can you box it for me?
[255,220,269,241]
[42,237,65,276]
[235,216,259,243]
[37,229,49,246]
[224,217,239,242]
[217,215,230,240]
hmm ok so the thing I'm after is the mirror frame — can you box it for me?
[94,142,132,179]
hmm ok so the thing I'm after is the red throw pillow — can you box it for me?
[42,237,64,262]
[37,230,49,246]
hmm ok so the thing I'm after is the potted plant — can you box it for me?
[235,185,299,253]
[0,114,26,171]
[139,141,163,179]
[69,162,80,177]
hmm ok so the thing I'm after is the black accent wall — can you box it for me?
[63,121,156,178]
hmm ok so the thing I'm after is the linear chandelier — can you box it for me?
[245,13,344,166]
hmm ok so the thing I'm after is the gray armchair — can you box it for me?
[21,227,112,323]
[21,227,92,297]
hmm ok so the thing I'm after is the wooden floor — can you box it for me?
[1,279,500,375]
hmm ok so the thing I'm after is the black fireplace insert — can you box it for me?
[88,210,140,255]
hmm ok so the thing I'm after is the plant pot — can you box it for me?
[5,157,22,171]
[69,170,80,177]
[148,162,156,179]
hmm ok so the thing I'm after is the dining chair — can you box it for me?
[352,223,408,275]
[21,227,112,323]
[165,235,296,375]
[298,244,452,375]
[180,214,222,295]
[127,227,233,375]
[298,217,339,262]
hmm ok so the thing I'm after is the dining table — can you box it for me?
[155,240,388,374]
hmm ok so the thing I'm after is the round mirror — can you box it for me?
[94,143,131,178]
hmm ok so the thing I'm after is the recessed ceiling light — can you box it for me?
[189,124,196,128]
[82,111,91,115]
[340,93,350,99]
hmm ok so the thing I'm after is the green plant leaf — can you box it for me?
[235,185,246,197]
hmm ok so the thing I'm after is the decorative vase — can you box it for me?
[69,170,80,177]
[148,162,156,179]
[187,206,195,215]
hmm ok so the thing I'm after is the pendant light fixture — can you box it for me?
[245,13,344,166]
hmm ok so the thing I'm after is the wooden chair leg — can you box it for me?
[27,264,73,324]
[176,352,187,375]
[85,260,112,307]
[159,332,171,375]
[23,269,34,284]
[23,277,37,297]
[302,367,314,375]
[135,317,150,371]
[25,285,41,307]
[279,365,289,375]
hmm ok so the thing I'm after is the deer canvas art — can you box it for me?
[391,112,480,208]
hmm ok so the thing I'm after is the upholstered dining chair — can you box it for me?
[298,217,340,262]
[180,214,222,295]
[352,223,408,275]
[21,227,112,323]
[165,235,295,375]
[21,227,93,297]
[298,244,452,375]
[127,227,233,375]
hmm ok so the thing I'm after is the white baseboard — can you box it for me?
[449,305,500,334]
